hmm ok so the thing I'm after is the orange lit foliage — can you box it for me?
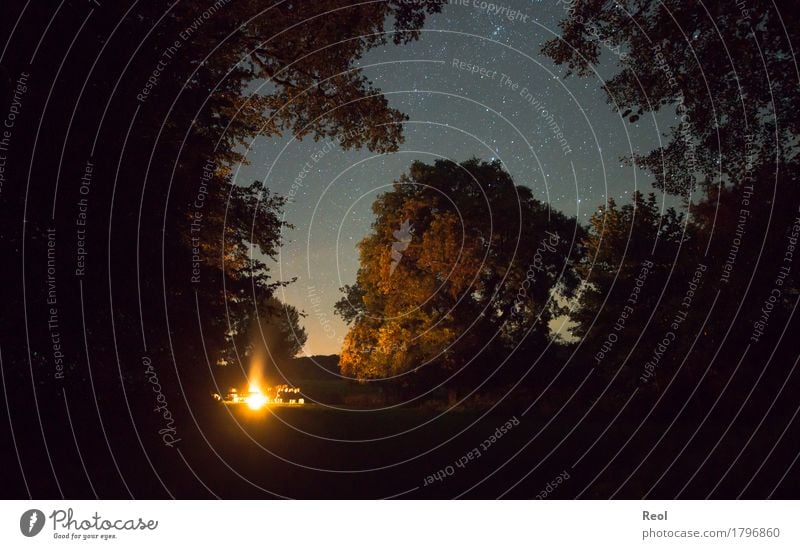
[335,159,578,389]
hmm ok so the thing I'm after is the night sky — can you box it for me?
[233,0,682,355]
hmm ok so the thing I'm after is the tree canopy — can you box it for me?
[336,159,579,397]
[543,0,800,195]
[0,0,443,395]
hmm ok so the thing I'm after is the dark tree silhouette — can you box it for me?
[0,0,442,498]
[543,0,800,195]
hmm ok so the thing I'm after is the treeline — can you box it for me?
[0,0,443,498]
[334,158,800,413]
[335,0,800,414]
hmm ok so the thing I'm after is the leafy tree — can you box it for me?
[223,296,308,384]
[570,192,697,395]
[154,0,443,372]
[157,0,445,164]
[0,0,444,415]
[548,1,800,407]
[543,0,800,195]
[336,159,579,397]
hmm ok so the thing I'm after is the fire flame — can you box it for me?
[245,381,268,410]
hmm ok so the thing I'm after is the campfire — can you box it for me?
[213,383,304,409]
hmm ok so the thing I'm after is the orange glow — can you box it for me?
[245,387,268,410]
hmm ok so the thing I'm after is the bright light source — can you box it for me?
[245,390,268,410]
[215,382,304,408]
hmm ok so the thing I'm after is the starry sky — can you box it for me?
[233,0,681,356]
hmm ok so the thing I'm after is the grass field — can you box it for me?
[187,401,540,498]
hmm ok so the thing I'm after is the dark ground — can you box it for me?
[3,377,798,499]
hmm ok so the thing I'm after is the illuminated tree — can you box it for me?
[336,159,578,396]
